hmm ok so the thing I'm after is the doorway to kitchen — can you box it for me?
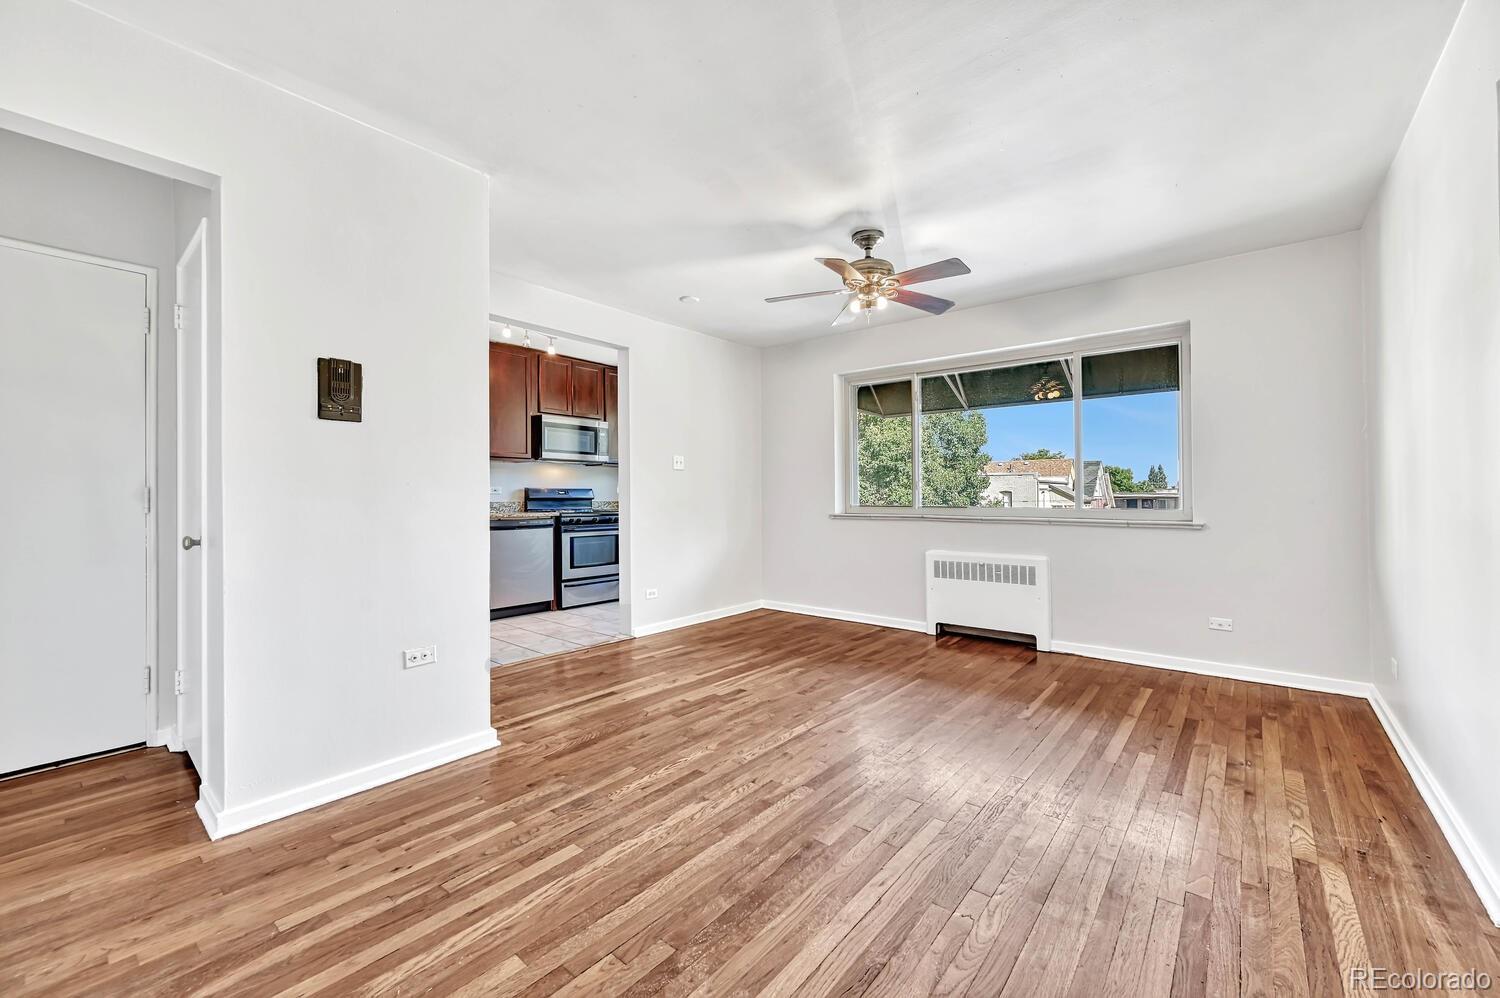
[486,321,629,665]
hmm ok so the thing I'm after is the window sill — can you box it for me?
[829,511,1206,530]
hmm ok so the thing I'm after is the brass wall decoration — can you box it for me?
[317,357,362,422]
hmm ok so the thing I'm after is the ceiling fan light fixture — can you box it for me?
[765,229,967,322]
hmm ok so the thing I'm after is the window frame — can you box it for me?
[841,320,1192,524]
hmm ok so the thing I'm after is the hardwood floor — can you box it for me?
[3,609,1496,996]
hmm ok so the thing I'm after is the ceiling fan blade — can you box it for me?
[831,298,859,326]
[893,257,970,286]
[817,257,861,285]
[764,288,851,303]
[892,288,955,316]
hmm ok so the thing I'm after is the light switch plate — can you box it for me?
[645,588,659,599]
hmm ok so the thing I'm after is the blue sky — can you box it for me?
[979,391,1180,483]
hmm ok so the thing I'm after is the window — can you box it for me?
[918,359,1074,510]
[843,325,1189,521]
[853,379,913,507]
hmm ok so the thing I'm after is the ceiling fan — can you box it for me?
[765,228,970,326]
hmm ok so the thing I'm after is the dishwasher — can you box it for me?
[489,518,555,618]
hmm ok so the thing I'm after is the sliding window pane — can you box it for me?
[1080,344,1181,512]
[919,359,1075,509]
[854,380,913,507]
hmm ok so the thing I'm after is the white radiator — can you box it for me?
[925,551,1052,651]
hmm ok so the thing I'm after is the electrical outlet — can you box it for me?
[1390,656,1398,679]
[404,645,437,669]
[1208,617,1233,632]
[645,588,659,600]
[672,455,685,470]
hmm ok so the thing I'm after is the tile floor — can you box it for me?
[489,601,628,666]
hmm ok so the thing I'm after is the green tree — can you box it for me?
[856,412,913,506]
[1105,464,1146,493]
[1017,447,1067,460]
[921,411,992,507]
[856,410,993,507]
[1146,464,1169,490]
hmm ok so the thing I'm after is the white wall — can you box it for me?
[0,0,494,829]
[1361,0,1500,920]
[762,234,1372,687]
[491,275,763,633]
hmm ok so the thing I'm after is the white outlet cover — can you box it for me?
[404,645,437,668]
[645,588,659,599]
[672,455,685,470]
[1207,617,1233,632]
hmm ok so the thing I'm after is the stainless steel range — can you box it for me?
[524,488,619,608]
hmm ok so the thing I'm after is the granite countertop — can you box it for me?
[489,500,619,521]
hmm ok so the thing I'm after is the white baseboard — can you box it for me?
[195,728,499,840]
[1050,640,1374,699]
[631,600,764,637]
[761,600,926,633]
[1367,687,1500,927]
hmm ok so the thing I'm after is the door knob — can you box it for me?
[182,536,202,551]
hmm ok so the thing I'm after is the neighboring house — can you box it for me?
[1114,490,1180,510]
[982,458,1114,509]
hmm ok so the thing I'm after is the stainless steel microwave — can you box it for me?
[533,414,614,464]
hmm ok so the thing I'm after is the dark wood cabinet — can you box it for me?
[536,355,574,415]
[604,367,619,462]
[571,361,605,419]
[490,342,619,459]
[604,367,618,428]
[488,342,536,460]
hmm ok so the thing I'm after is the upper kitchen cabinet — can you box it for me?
[537,354,574,415]
[604,367,618,428]
[604,367,619,461]
[571,361,605,419]
[489,342,536,460]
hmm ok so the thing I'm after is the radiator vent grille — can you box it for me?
[932,559,1036,587]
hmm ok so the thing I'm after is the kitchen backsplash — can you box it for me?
[489,459,618,504]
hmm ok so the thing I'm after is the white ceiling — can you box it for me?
[83,0,1460,345]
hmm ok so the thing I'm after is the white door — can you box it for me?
[0,240,148,774]
[176,220,208,774]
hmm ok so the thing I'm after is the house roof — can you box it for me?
[1082,460,1105,499]
[983,458,1074,478]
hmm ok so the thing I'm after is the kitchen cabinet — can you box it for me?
[488,342,536,460]
[571,361,605,419]
[491,342,620,458]
[604,367,619,461]
[537,354,574,415]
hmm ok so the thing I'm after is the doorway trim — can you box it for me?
[0,234,161,747]
[174,217,209,771]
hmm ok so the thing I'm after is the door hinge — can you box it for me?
[144,667,152,694]
[144,484,152,515]
[144,307,152,335]
[174,670,184,695]
[173,304,184,331]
